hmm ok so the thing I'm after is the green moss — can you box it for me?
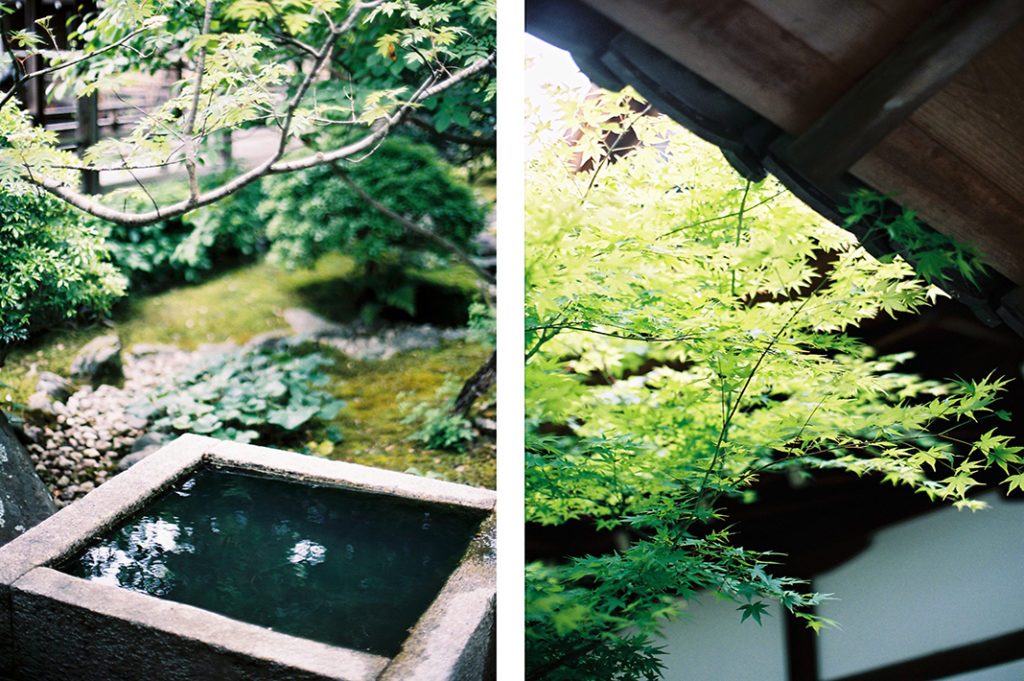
[314,340,495,488]
[1,253,495,488]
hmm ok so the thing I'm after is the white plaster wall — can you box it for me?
[656,597,788,681]
[816,492,1024,680]
[655,493,1024,680]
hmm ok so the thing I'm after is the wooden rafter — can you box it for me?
[777,0,1024,185]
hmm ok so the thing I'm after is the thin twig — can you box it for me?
[0,26,149,112]
[181,0,216,205]
[657,190,786,240]
[580,103,652,203]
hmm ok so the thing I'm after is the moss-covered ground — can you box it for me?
[1,252,495,489]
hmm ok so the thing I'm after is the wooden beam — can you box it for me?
[784,605,819,681]
[778,0,1024,186]
[829,627,1024,681]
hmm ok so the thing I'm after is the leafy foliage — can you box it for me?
[262,136,485,267]
[0,0,495,230]
[0,107,126,357]
[260,135,485,318]
[401,379,476,452]
[525,88,1017,679]
[132,344,344,444]
[97,175,266,291]
[842,189,990,289]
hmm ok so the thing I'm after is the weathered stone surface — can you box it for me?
[0,438,494,681]
[282,308,469,360]
[69,335,123,386]
[243,330,290,351]
[34,373,74,402]
[0,412,57,546]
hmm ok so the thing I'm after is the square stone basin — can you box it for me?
[0,435,496,681]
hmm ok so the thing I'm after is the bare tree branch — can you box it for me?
[182,0,216,205]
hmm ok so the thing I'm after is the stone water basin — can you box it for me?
[0,435,496,681]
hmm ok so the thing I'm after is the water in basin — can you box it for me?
[59,466,485,656]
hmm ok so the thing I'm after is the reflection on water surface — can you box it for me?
[61,467,484,656]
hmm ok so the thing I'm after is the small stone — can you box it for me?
[79,481,95,494]
[56,475,70,487]
[82,458,99,468]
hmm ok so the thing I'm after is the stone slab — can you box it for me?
[0,434,496,681]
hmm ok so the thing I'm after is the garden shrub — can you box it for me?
[0,106,126,356]
[97,175,266,292]
[259,136,487,319]
[131,344,344,445]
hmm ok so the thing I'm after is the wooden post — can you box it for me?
[23,0,45,125]
[77,91,100,194]
[784,604,820,681]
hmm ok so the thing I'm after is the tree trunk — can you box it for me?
[0,411,57,546]
[452,350,496,417]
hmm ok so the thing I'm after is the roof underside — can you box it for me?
[527,0,1024,336]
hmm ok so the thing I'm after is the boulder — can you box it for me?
[0,411,57,546]
[282,308,348,337]
[117,431,171,471]
[35,372,75,401]
[69,335,123,386]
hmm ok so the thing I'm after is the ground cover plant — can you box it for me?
[525,88,1020,680]
[133,344,345,444]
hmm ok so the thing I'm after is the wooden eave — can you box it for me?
[527,0,1024,335]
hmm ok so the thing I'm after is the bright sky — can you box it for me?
[524,33,591,156]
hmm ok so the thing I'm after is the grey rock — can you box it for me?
[243,330,290,351]
[70,335,123,386]
[26,392,54,414]
[196,340,239,356]
[117,446,160,471]
[130,432,171,453]
[36,371,75,401]
[283,308,347,336]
